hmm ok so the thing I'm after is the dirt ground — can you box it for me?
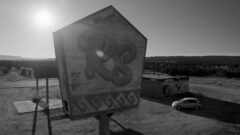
[190,77,240,89]
[0,77,240,135]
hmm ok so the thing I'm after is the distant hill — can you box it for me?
[144,56,240,78]
[0,55,55,61]
[145,56,240,65]
[0,55,23,60]
[0,55,240,78]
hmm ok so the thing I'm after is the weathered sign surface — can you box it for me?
[53,6,147,119]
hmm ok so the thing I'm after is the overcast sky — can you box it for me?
[0,0,240,58]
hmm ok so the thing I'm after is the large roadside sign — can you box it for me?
[53,6,147,119]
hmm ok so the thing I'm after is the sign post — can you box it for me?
[96,115,111,135]
[53,5,147,134]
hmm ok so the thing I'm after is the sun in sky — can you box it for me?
[33,8,55,29]
[0,0,240,58]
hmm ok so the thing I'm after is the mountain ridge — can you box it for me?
[0,55,23,60]
[0,55,54,61]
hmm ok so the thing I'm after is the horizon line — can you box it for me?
[1,54,240,60]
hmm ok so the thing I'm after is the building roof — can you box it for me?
[143,73,174,80]
[142,72,189,80]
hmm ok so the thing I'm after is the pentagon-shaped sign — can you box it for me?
[53,5,147,119]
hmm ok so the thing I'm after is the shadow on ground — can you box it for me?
[143,92,240,124]
[111,129,144,135]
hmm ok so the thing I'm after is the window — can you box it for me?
[188,100,197,103]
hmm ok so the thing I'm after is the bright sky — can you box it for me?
[0,0,240,58]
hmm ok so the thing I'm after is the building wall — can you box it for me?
[162,78,188,96]
[141,77,189,98]
[141,79,163,98]
[20,67,35,78]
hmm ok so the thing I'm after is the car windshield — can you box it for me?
[178,99,186,102]
[188,100,197,103]
[179,98,198,103]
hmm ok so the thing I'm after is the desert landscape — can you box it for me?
[1,74,240,135]
[1,1,240,134]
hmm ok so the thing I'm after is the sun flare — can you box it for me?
[33,9,54,28]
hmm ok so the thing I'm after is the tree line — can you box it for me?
[0,59,58,78]
[145,56,240,78]
[1,56,240,78]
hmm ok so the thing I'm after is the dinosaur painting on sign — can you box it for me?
[53,5,147,119]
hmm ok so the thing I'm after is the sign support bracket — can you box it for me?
[95,114,113,135]
[31,78,54,135]
[31,77,142,135]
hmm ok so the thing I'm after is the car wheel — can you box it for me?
[195,106,200,110]
[176,106,181,110]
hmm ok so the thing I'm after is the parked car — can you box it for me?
[172,97,202,110]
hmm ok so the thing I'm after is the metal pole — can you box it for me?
[32,78,39,135]
[46,78,49,108]
[98,115,110,135]
[46,78,52,135]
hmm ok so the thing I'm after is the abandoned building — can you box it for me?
[141,72,189,97]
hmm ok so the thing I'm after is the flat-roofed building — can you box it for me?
[142,72,189,97]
